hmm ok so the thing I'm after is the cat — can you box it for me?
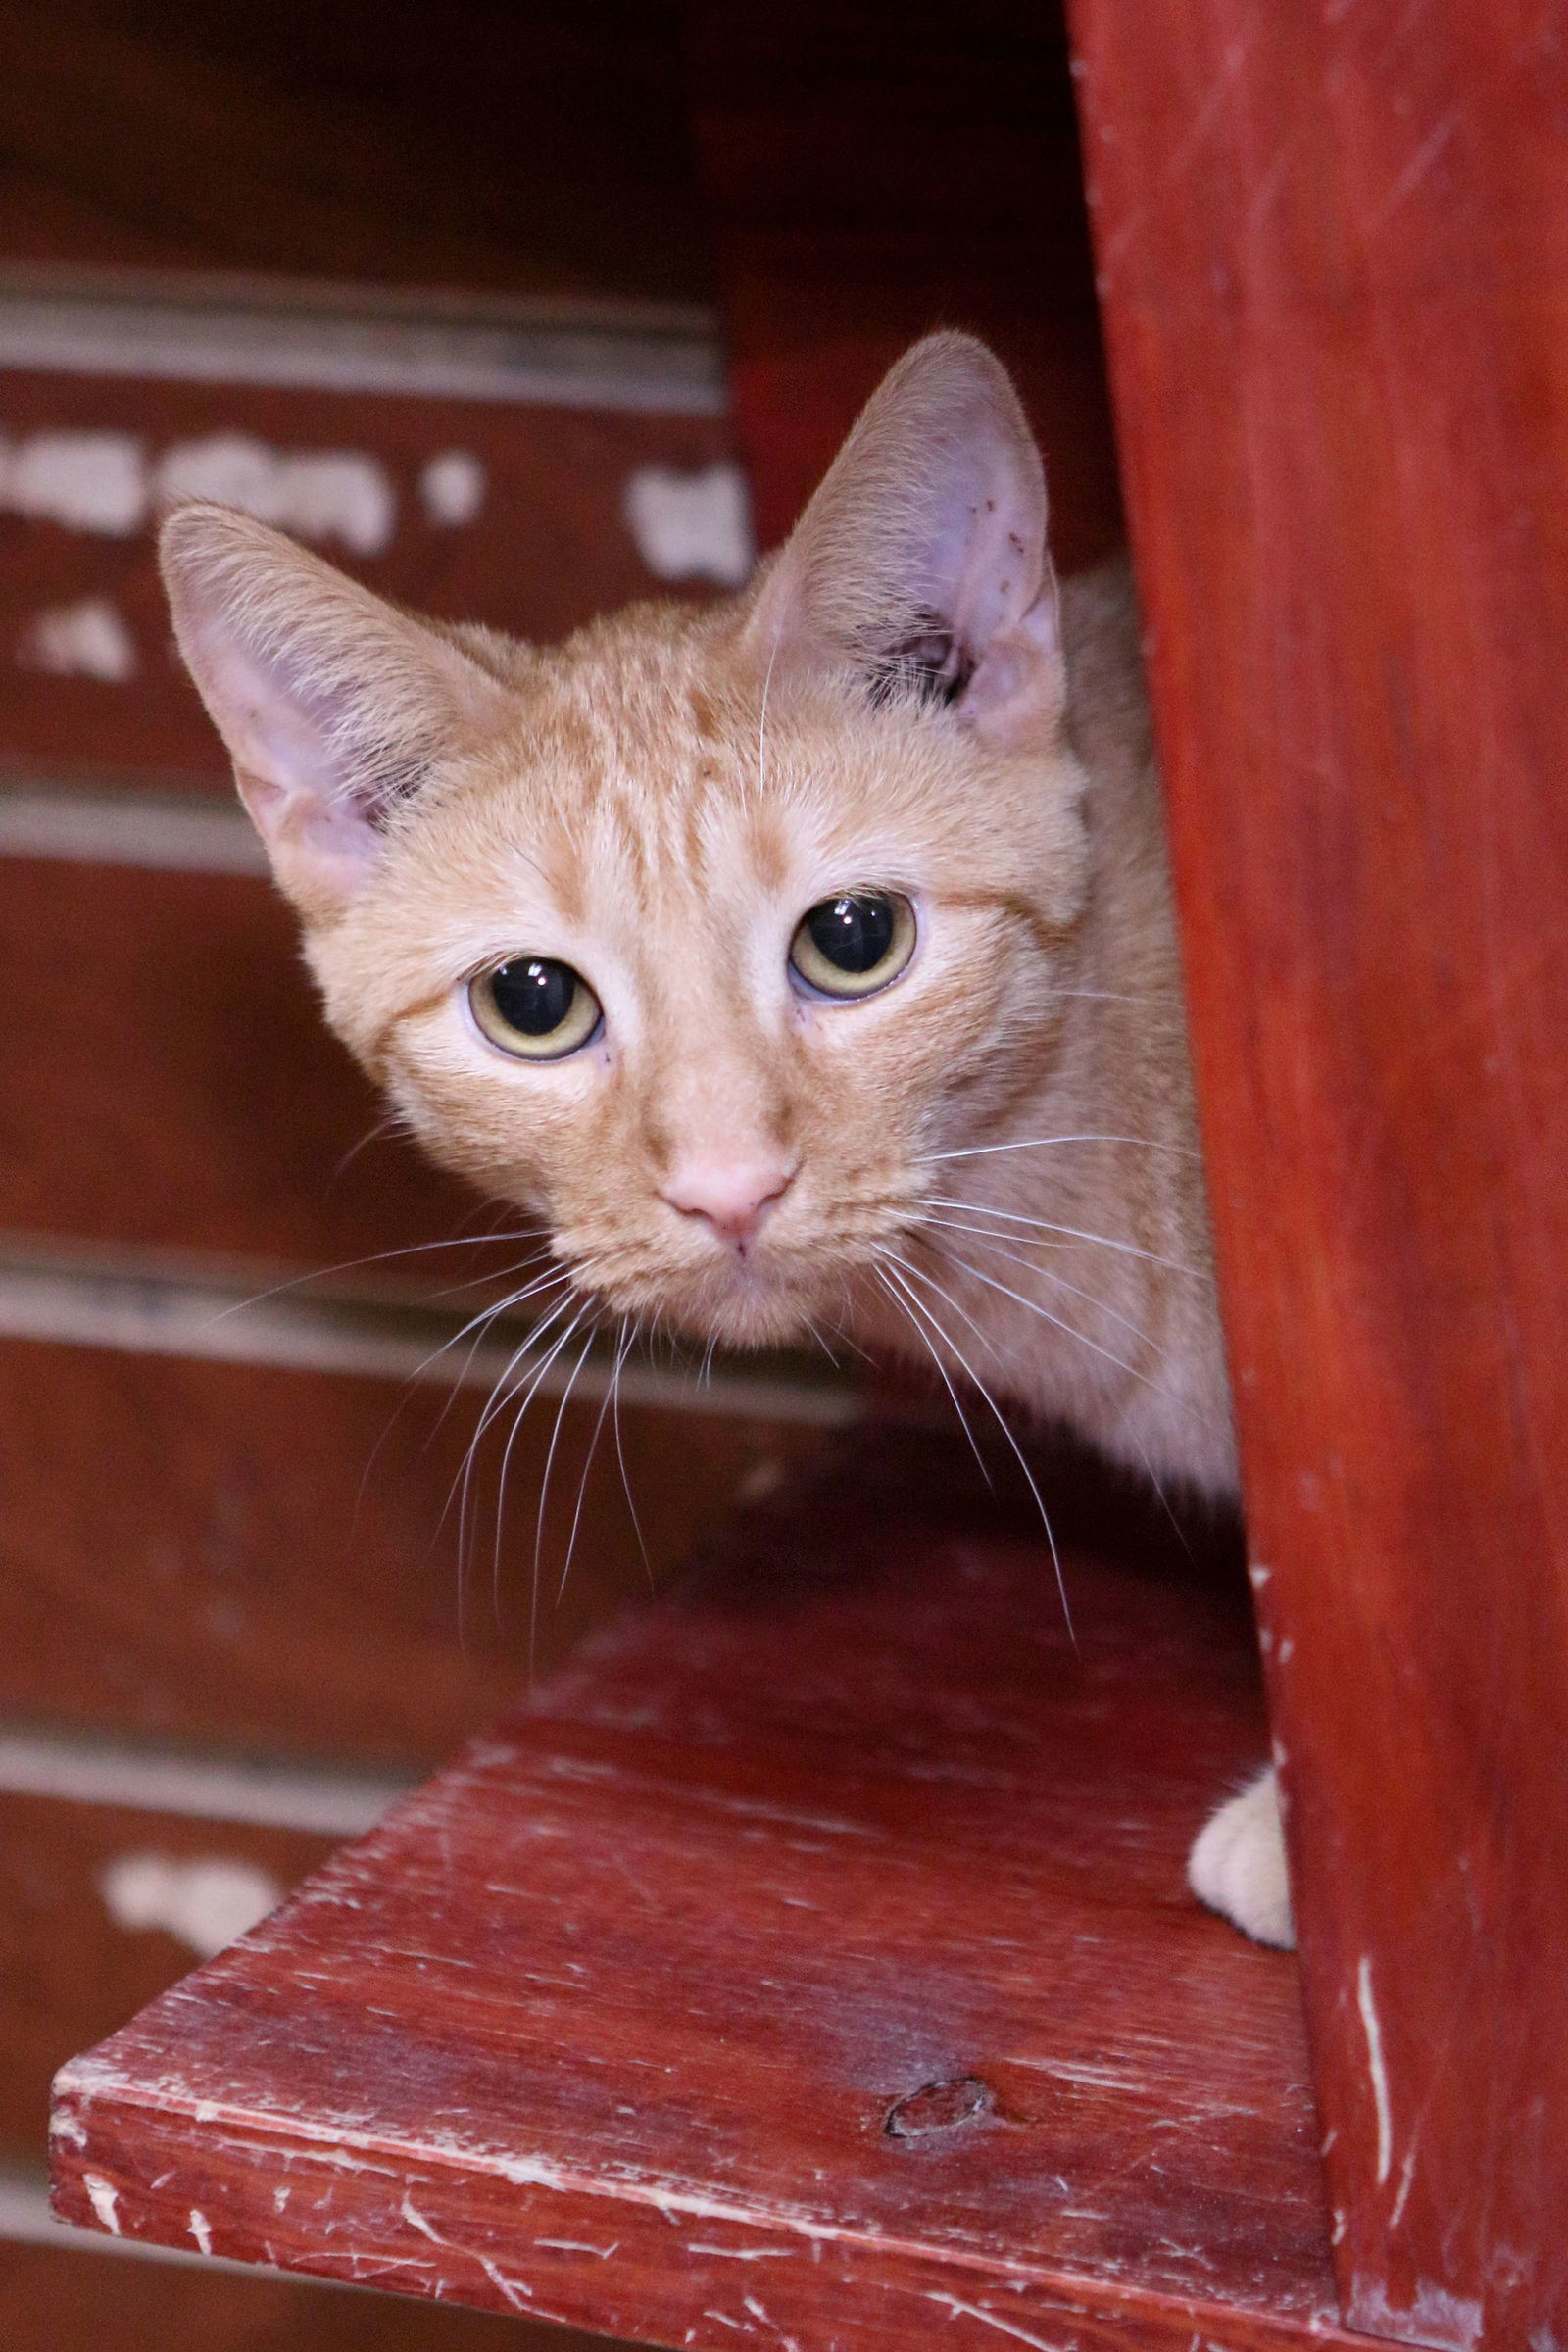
[158,331,1291,1950]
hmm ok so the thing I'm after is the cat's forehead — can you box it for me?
[457,614,974,900]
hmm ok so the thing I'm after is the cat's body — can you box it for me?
[160,333,1291,1949]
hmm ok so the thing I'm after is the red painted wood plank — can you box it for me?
[53,1432,1364,2350]
[0,1793,335,2148]
[0,371,731,785]
[0,2231,579,2352]
[1066,3,1568,2344]
[0,1336,810,1767]
[685,2,1124,569]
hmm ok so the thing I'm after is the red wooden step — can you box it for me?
[50,1427,1366,2351]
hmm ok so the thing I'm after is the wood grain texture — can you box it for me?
[0,1336,814,1765]
[53,1430,1365,2351]
[0,371,731,786]
[0,0,708,305]
[0,2230,612,2350]
[0,860,476,1265]
[684,0,1124,566]
[1066,3,1568,2344]
[0,1795,333,2151]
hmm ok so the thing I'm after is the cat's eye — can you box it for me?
[789,891,917,1000]
[468,957,602,1060]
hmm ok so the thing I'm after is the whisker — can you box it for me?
[873,1262,992,1488]
[558,1332,623,1605]
[1046,987,1152,1003]
[879,1245,1006,1370]
[528,1323,600,1674]
[803,1313,842,1370]
[611,1316,653,1586]
[204,1228,549,1330]
[482,1299,593,1642]
[916,1134,1200,1166]
[916,1217,1172,1356]
[327,1110,409,1185]
[756,628,782,803]
[1130,1430,1197,1563]
[921,1195,1197,1277]
[352,1262,581,1625]
[414,1267,584,1473]
[452,1291,583,1608]
[878,1256,1074,1642]
[933,1245,1160,1392]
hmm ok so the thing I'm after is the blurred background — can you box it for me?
[0,5,1122,2341]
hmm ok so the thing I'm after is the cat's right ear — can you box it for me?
[741,333,1064,750]
[160,504,511,921]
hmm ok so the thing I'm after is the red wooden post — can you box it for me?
[1067,2,1568,2343]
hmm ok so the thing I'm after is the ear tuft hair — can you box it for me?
[742,333,1062,743]
[160,504,510,913]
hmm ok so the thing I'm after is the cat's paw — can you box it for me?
[1188,1766,1295,1948]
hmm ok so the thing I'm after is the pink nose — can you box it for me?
[661,1155,798,1249]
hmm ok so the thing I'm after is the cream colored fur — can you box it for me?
[159,333,1292,1951]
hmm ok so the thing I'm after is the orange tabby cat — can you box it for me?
[159,333,1290,1948]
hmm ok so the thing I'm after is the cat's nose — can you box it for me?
[661,1155,799,1250]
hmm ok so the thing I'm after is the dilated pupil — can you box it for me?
[808,895,893,973]
[490,958,575,1035]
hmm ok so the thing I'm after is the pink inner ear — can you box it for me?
[161,505,513,915]
[937,464,1049,659]
[743,336,1054,697]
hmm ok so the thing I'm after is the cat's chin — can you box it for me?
[602,1262,843,1356]
[668,1288,827,1354]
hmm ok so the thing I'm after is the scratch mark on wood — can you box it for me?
[83,2174,120,2234]
[927,2293,1063,2351]
[402,2187,534,2312]
[690,2243,800,2261]
[1356,1955,1393,2182]
[742,2293,802,2351]
[1367,106,1463,231]
[1389,2140,1417,2231]
[188,2207,213,2255]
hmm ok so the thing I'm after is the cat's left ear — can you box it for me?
[160,503,512,922]
[742,332,1063,749]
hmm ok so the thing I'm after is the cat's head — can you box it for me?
[161,333,1090,1348]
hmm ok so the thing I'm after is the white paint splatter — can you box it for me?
[0,427,400,552]
[624,462,753,584]
[3,431,145,533]
[1352,2277,1484,2350]
[19,596,137,681]
[420,449,486,526]
[273,451,395,555]
[188,2208,213,2256]
[153,435,395,556]
[153,432,279,518]
[83,2174,121,2233]
[1357,1954,1393,2183]
[100,1852,282,1959]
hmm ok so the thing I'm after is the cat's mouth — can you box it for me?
[573,1232,874,1354]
